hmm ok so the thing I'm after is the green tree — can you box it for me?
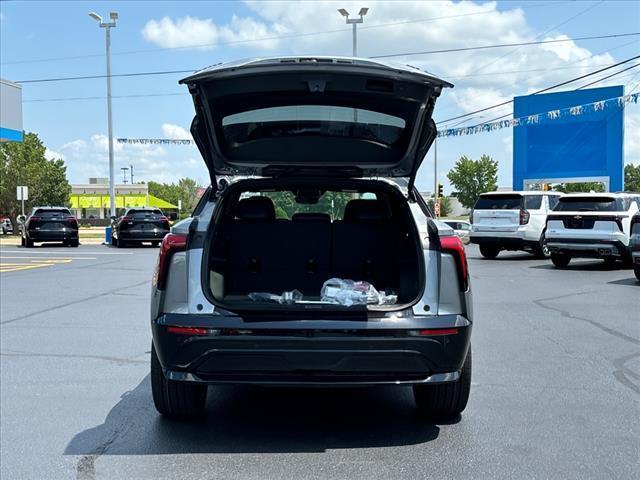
[554,182,604,193]
[148,178,201,211]
[624,164,640,192]
[0,132,71,221]
[446,154,498,209]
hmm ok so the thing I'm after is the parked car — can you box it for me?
[546,193,640,268]
[110,208,170,247]
[470,191,562,258]
[444,220,471,244]
[630,213,640,280]
[1,218,13,234]
[150,57,472,420]
[21,207,79,247]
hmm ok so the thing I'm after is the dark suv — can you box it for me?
[21,207,79,247]
[150,57,472,419]
[111,208,170,247]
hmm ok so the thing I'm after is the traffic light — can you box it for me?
[437,183,443,198]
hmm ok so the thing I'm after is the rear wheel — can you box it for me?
[634,264,640,281]
[414,347,471,419]
[117,238,126,248]
[534,232,550,259]
[151,344,207,418]
[25,237,34,248]
[152,241,161,247]
[71,240,79,248]
[479,245,500,259]
[551,253,571,268]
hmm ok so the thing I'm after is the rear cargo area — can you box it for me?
[205,180,424,308]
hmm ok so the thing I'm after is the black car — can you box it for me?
[22,207,79,247]
[111,208,170,247]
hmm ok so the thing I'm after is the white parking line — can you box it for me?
[0,250,133,255]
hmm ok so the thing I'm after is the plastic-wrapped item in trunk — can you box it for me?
[320,278,397,307]
[248,290,303,304]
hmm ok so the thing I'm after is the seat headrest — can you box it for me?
[343,199,390,222]
[235,196,275,221]
[291,213,331,223]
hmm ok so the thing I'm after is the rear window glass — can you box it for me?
[241,191,377,221]
[474,195,522,210]
[34,208,70,216]
[553,197,623,212]
[524,195,543,210]
[222,105,406,146]
[129,209,162,217]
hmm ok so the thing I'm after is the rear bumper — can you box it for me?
[26,230,78,241]
[119,229,168,241]
[470,235,538,251]
[547,238,628,258]
[152,313,472,386]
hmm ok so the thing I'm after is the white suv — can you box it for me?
[546,193,640,268]
[470,191,562,258]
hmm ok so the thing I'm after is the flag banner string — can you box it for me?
[437,92,639,138]
[115,92,639,145]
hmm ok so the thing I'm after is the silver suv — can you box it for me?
[149,57,472,419]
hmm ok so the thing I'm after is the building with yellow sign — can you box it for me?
[69,180,177,223]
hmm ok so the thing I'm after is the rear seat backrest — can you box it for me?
[226,196,281,293]
[285,213,332,293]
[332,199,393,289]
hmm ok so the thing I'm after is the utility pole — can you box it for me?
[121,167,129,184]
[88,11,118,218]
[338,7,369,57]
[433,138,438,201]
[130,164,134,184]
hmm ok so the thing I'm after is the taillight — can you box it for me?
[160,215,170,225]
[167,326,208,336]
[66,216,78,227]
[440,235,469,290]
[153,233,187,290]
[29,216,41,222]
[520,209,530,225]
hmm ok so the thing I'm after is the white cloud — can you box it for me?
[449,87,511,115]
[142,16,219,49]
[625,109,640,166]
[45,148,65,161]
[161,123,191,140]
[55,130,207,185]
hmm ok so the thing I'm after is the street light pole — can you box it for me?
[89,11,118,218]
[338,7,368,56]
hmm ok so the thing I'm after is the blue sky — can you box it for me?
[1,0,639,191]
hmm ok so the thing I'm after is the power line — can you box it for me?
[370,32,639,59]
[1,0,569,66]
[23,92,189,103]
[15,32,639,85]
[435,54,640,124]
[445,66,640,130]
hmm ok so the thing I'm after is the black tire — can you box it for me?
[479,245,500,259]
[111,235,118,247]
[71,240,79,248]
[551,253,571,268]
[151,343,207,418]
[117,238,126,248]
[534,232,551,259]
[152,241,160,247]
[414,347,471,419]
[634,264,640,281]
[25,237,34,248]
[20,236,25,247]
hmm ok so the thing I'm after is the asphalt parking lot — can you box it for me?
[1,243,638,480]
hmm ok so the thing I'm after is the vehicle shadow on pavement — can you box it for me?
[65,375,446,457]
[607,278,639,286]
[529,261,628,271]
